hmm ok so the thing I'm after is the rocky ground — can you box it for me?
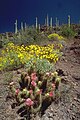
[0,39,80,120]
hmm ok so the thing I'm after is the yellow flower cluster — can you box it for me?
[48,33,65,41]
[0,42,63,70]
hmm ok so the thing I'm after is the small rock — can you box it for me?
[17,69,22,74]
[48,112,53,118]
[35,115,41,120]
[72,74,80,80]
[43,115,49,120]
[65,59,67,62]
[50,107,53,111]
[49,118,53,120]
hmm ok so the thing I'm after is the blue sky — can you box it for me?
[0,0,80,32]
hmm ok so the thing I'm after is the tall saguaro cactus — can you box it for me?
[21,22,24,31]
[56,17,58,28]
[47,14,49,27]
[50,17,53,28]
[68,15,71,28]
[39,24,40,32]
[36,17,38,30]
[15,19,18,34]
[25,22,27,31]
[57,20,59,27]
[6,32,8,39]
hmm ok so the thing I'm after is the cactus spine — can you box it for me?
[15,19,18,34]
[68,15,70,28]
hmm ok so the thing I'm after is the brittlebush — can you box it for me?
[0,43,63,70]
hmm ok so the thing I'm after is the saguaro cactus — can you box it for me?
[21,22,24,31]
[56,17,58,28]
[39,24,40,32]
[50,17,53,28]
[57,20,59,27]
[47,14,49,27]
[15,19,18,34]
[24,22,27,31]
[68,15,71,28]
[36,17,38,29]
[6,32,8,39]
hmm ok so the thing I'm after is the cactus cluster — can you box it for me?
[14,15,71,34]
[9,65,61,114]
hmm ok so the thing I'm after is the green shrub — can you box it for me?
[10,26,49,46]
[25,57,55,74]
[0,39,3,48]
[61,25,76,38]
